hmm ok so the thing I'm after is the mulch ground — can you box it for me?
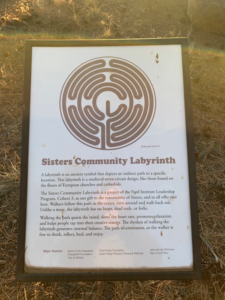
[0,0,225,299]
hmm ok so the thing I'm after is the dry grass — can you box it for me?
[30,0,189,38]
[29,0,117,38]
[0,0,225,299]
[1,0,191,39]
[32,0,103,28]
[0,33,225,300]
[190,45,225,270]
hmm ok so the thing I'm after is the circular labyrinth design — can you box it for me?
[59,57,156,150]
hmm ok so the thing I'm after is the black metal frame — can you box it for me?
[16,38,202,281]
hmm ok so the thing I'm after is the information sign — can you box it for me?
[16,39,201,281]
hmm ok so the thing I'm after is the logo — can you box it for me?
[60,57,156,150]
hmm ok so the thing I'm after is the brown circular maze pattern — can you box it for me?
[60,57,156,150]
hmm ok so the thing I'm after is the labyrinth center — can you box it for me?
[60,57,156,150]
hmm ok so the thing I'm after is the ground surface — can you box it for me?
[0,0,225,299]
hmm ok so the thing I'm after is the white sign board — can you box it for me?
[17,39,201,281]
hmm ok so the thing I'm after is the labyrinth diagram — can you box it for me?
[59,57,156,150]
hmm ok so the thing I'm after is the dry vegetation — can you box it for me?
[0,0,225,299]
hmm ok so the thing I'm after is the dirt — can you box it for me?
[1,0,225,50]
[0,0,225,299]
[0,0,222,44]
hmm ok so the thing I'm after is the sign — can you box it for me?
[17,39,201,281]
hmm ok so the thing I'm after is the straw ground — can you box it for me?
[0,0,225,299]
